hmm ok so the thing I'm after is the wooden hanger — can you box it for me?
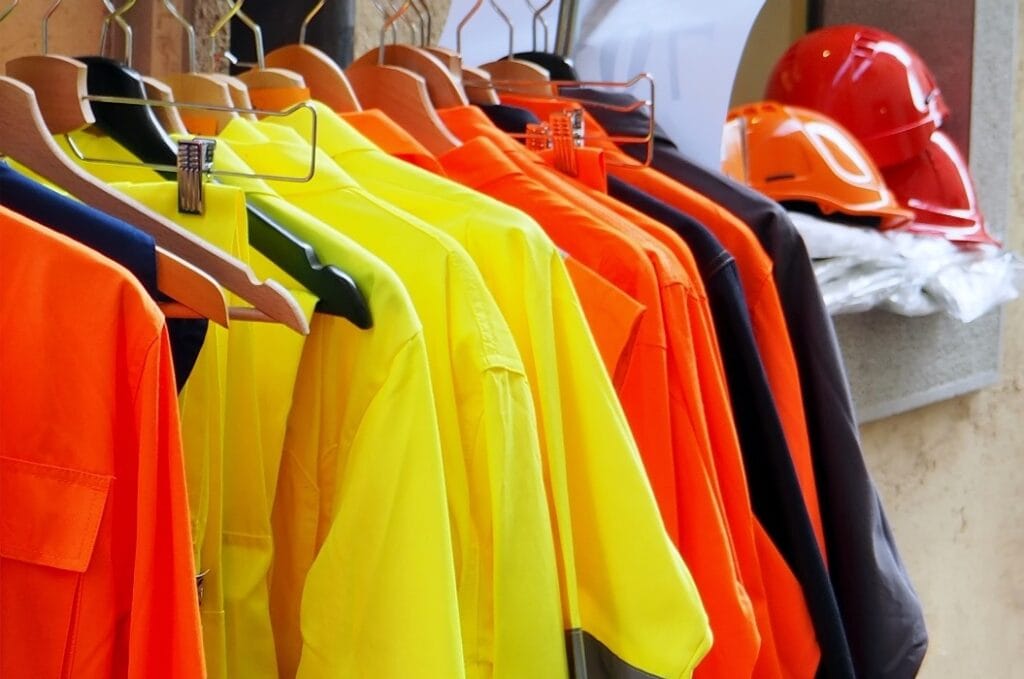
[344,3,460,154]
[347,2,466,108]
[266,44,360,112]
[0,74,308,333]
[163,73,238,131]
[478,58,552,95]
[467,0,551,95]
[141,76,189,134]
[345,63,459,154]
[2,57,228,325]
[350,45,467,109]
[463,66,500,105]
[157,249,230,324]
[424,47,463,77]
[207,74,258,120]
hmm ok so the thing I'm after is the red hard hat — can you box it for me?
[766,25,949,168]
[883,130,1000,247]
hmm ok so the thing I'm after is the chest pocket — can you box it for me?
[1,455,112,678]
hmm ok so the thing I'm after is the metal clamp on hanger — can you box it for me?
[550,109,578,176]
[177,138,216,215]
[62,97,320,185]
[490,72,658,167]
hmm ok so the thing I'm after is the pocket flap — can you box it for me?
[1,456,112,572]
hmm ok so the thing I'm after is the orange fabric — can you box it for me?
[564,256,645,386]
[438,135,676,536]
[527,124,818,679]
[504,94,827,560]
[247,86,312,113]
[341,109,447,175]
[575,163,820,679]
[0,206,205,678]
[180,112,220,137]
[438,115,761,679]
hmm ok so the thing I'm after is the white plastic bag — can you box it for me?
[788,211,1024,322]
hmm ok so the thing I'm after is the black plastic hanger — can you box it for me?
[77,56,372,328]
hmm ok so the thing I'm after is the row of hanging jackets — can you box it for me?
[0,37,928,679]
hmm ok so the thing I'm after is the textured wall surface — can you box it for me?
[860,2,1024,674]
[354,0,453,58]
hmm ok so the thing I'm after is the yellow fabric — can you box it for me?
[214,119,567,679]
[113,181,318,679]
[199,140,467,678]
[265,105,714,677]
[42,131,466,678]
[100,180,306,677]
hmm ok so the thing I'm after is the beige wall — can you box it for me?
[731,0,807,106]
[859,2,1024,672]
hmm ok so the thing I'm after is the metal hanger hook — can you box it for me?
[403,0,425,47]
[455,0,483,53]
[209,0,244,40]
[0,0,19,26]
[410,0,431,46]
[100,0,137,67]
[487,0,514,59]
[42,0,63,54]
[376,0,411,64]
[299,0,326,45]
[160,0,197,72]
[525,0,554,51]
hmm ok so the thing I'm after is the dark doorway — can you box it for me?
[229,0,356,70]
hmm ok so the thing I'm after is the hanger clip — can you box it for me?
[550,109,579,176]
[525,122,551,151]
[177,138,216,215]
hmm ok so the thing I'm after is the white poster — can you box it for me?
[441,0,766,170]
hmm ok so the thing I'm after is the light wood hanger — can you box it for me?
[266,45,360,112]
[156,0,240,132]
[404,3,500,106]
[0,74,308,332]
[463,66,500,105]
[3,56,228,325]
[156,249,230,324]
[208,73,258,120]
[350,45,467,109]
[263,1,360,112]
[141,76,189,134]
[345,63,459,153]
[423,48,463,76]
[348,1,465,108]
[163,73,239,131]
[345,2,459,154]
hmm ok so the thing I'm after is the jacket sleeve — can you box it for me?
[127,325,207,679]
[272,328,466,679]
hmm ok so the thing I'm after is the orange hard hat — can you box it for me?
[720,117,748,184]
[726,101,913,228]
[765,25,949,168]
[884,130,1000,246]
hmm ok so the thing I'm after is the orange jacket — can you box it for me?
[564,155,821,679]
[502,95,827,561]
[0,206,205,678]
[438,112,761,679]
